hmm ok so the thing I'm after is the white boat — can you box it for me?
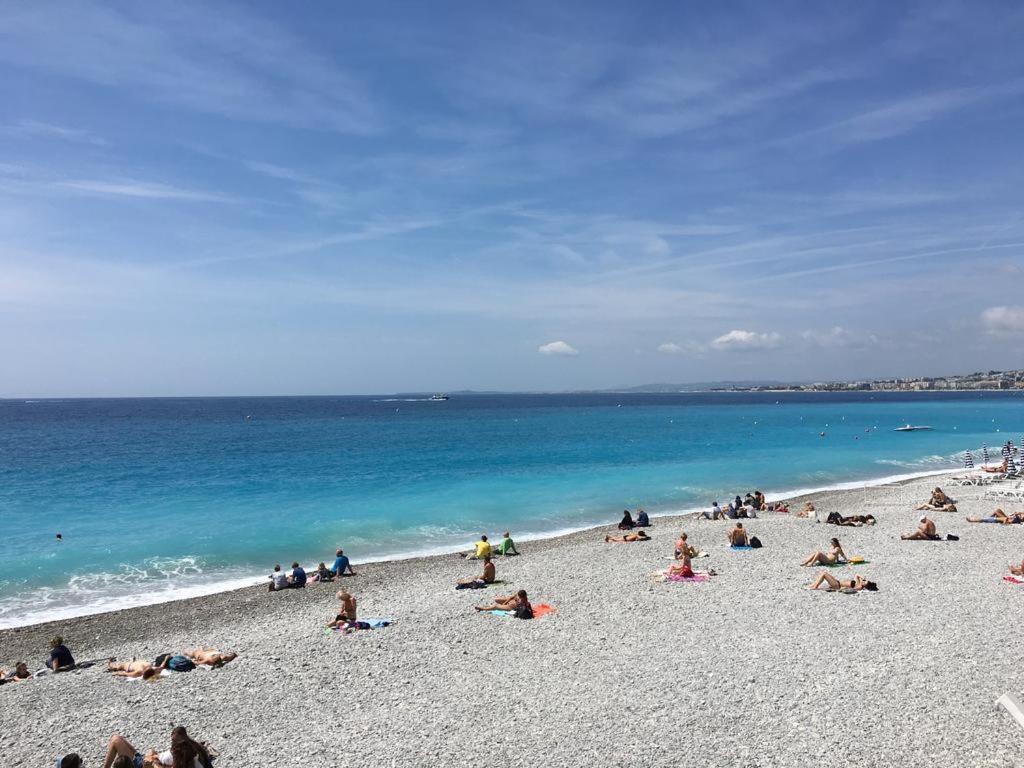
[894,424,933,432]
[430,393,449,401]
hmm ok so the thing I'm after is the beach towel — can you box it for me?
[730,545,753,550]
[822,559,869,568]
[1003,575,1024,585]
[328,617,394,633]
[483,604,555,619]
[661,573,710,583]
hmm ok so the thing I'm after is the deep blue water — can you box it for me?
[1,391,1021,626]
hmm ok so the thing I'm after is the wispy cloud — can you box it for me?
[981,306,1024,335]
[538,340,579,356]
[710,330,782,351]
[0,3,379,133]
[1,119,106,145]
[54,179,232,202]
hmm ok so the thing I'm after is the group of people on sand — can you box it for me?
[917,487,957,513]
[460,531,520,558]
[617,509,650,529]
[269,548,358,591]
[105,648,237,681]
[1,635,75,684]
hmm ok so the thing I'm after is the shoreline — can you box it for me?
[0,465,960,630]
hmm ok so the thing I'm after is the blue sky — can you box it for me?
[3,1,1024,396]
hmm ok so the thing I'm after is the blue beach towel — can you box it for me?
[730,544,753,550]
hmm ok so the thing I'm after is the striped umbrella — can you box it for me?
[983,444,990,465]
[1002,443,1011,459]
[1019,436,1023,462]
[964,450,975,469]
[1006,453,1019,477]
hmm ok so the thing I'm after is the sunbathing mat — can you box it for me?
[1003,575,1024,585]
[730,545,753,551]
[483,603,556,618]
[822,559,870,567]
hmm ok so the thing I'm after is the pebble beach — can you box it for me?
[2,473,1023,767]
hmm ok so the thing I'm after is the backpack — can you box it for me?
[167,655,196,672]
[749,536,762,549]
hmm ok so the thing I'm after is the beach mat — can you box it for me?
[482,604,556,619]
[730,545,753,551]
[822,559,870,567]
[660,573,710,583]
[1003,575,1024,585]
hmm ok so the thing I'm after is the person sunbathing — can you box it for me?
[1,661,30,683]
[727,522,749,547]
[103,725,212,768]
[901,516,940,540]
[183,648,237,668]
[327,590,358,629]
[457,556,496,588]
[825,511,876,527]
[916,487,957,512]
[106,659,164,680]
[983,459,1009,473]
[1010,559,1024,576]
[967,509,1024,524]
[605,530,650,543]
[807,571,877,592]
[474,589,533,619]
[801,538,848,566]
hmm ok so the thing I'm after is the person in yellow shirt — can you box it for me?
[465,534,491,560]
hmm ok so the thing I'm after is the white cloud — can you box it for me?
[657,342,683,354]
[656,341,704,355]
[710,329,782,350]
[2,119,107,145]
[54,179,231,203]
[981,306,1024,334]
[538,340,579,356]
[802,326,853,347]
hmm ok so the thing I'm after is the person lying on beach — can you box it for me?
[801,538,847,566]
[635,509,651,526]
[727,523,749,547]
[57,754,82,768]
[0,661,30,683]
[605,530,650,543]
[618,510,635,530]
[269,564,289,591]
[825,512,876,527]
[495,531,519,556]
[106,659,164,680]
[916,487,957,513]
[103,725,213,768]
[330,548,357,576]
[983,459,1009,473]
[47,636,75,672]
[183,648,238,668]
[967,509,1024,524]
[807,571,878,592]
[327,590,358,629]
[794,501,816,519]
[901,516,940,540]
[457,556,496,589]
[310,562,334,583]
[474,589,534,619]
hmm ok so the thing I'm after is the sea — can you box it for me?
[1,391,1021,628]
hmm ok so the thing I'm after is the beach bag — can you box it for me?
[167,655,195,672]
[749,536,762,548]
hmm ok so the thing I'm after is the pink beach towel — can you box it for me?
[1003,575,1024,585]
[663,573,710,583]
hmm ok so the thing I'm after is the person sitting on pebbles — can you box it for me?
[327,590,358,629]
[801,537,848,566]
[618,510,635,530]
[672,532,698,577]
[103,725,213,768]
[47,635,76,673]
[807,571,878,592]
[605,530,650,543]
[475,589,534,619]
[916,487,957,513]
[457,555,496,589]
[495,531,520,556]
[674,531,696,561]
[902,516,941,540]
[967,508,1024,524]
[727,522,749,547]
[183,648,237,668]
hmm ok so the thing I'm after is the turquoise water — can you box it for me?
[0,391,1021,627]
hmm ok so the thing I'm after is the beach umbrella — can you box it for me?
[964,450,974,469]
[1006,453,1018,477]
[1019,436,1023,461]
[983,444,990,465]
[1002,443,1011,459]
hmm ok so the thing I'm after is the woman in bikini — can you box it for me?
[800,538,847,566]
[605,530,650,543]
[807,571,877,592]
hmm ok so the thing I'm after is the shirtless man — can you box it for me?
[807,571,877,592]
[0,661,30,683]
[327,590,358,629]
[901,516,939,540]
[967,508,1024,524]
[605,530,650,543]
[474,589,533,618]
[916,487,957,513]
[183,648,238,667]
[457,556,496,588]
[106,659,163,680]
[728,522,749,547]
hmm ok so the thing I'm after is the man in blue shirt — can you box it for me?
[47,636,75,672]
[289,562,307,587]
[331,548,356,577]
